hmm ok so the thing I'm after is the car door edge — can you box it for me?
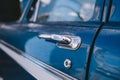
[0,40,78,80]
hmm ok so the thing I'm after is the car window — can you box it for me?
[0,0,21,22]
[21,0,28,12]
[36,0,96,22]
[109,0,120,22]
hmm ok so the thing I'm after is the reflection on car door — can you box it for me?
[0,0,107,80]
[24,0,106,79]
[88,0,120,80]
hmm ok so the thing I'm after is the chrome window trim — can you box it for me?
[32,0,41,22]
[0,40,77,80]
[18,0,34,22]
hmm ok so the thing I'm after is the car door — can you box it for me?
[88,0,120,80]
[23,0,106,79]
[0,0,106,80]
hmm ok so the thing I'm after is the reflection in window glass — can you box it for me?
[37,0,96,22]
[21,0,28,12]
[110,0,120,22]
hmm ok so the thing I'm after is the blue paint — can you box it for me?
[89,23,120,80]
[0,0,120,79]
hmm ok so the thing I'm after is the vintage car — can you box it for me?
[0,0,120,80]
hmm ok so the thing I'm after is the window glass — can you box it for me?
[21,0,28,12]
[109,0,120,22]
[37,0,96,22]
[0,0,21,22]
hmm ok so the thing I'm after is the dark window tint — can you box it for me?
[0,0,21,22]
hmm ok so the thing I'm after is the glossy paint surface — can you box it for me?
[0,50,35,80]
[88,0,120,79]
[1,0,120,80]
[0,22,100,79]
[89,23,120,80]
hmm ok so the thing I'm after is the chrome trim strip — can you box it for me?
[0,40,77,80]
[18,0,30,22]
[18,0,34,22]
[38,34,82,50]
[32,0,40,22]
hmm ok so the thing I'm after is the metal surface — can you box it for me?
[0,40,77,80]
[38,34,81,50]
[32,0,40,22]
[64,59,72,69]
[0,22,100,79]
[1,0,119,80]
[88,23,120,80]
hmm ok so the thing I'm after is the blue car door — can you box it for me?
[0,0,109,80]
[88,0,120,80]
[23,0,106,79]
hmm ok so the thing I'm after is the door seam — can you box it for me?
[85,22,105,80]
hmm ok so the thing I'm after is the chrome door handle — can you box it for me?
[38,34,71,44]
[38,34,82,50]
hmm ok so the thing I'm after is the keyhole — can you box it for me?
[64,59,72,69]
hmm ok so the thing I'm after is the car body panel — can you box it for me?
[88,0,120,79]
[0,0,106,79]
[0,0,120,80]
[0,49,36,80]
[0,22,101,79]
[88,23,120,80]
